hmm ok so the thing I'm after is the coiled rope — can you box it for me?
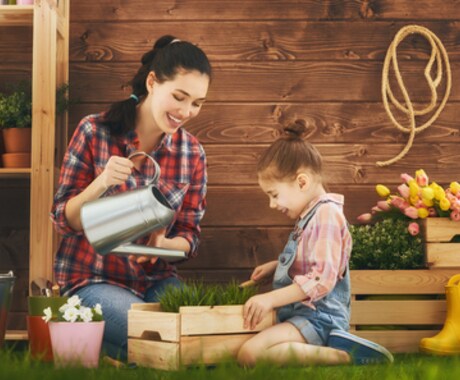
[377,24,452,167]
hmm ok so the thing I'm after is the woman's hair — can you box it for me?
[103,35,212,135]
[257,121,323,181]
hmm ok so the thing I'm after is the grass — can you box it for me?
[2,346,460,380]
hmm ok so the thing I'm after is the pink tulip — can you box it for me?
[450,209,460,221]
[401,173,414,184]
[371,206,382,214]
[357,213,372,223]
[415,169,429,187]
[397,184,410,199]
[404,206,419,219]
[391,196,410,210]
[408,222,420,236]
[377,200,391,211]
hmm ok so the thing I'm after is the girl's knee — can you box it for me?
[237,340,258,367]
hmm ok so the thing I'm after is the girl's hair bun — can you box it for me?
[283,120,308,139]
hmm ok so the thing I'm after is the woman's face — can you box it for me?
[146,69,209,135]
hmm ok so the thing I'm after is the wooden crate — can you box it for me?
[350,269,459,353]
[424,218,460,269]
[127,303,275,370]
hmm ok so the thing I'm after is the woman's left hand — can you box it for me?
[129,228,167,265]
[243,293,274,330]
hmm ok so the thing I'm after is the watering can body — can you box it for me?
[80,153,186,260]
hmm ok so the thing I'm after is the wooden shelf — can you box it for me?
[5,329,28,341]
[0,168,31,178]
[0,5,33,26]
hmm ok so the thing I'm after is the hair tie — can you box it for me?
[129,94,139,103]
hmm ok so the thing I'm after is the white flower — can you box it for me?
[42,307,52,323]
[94,303,103,316]
[62,306,79,323]
[67,295,82,308]
[79,306,94,323]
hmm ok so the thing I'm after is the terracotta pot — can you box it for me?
[2,128,31,153]
[2,152,30,168]
[27,316,53,362]
[49,321,105,368]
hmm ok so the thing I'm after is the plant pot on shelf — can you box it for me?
[1,128,31,168]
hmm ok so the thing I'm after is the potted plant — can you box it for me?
[0,83,32,168]
[42,295,105,368]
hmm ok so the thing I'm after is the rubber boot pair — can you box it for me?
[420,274,460,355]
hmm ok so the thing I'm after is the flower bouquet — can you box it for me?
[42,295,105,368]
[357,169,460,236]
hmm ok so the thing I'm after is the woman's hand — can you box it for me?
[243,293,274,330]
[250,260,278,282]
[98,156,134,190]
[129,228,167,265]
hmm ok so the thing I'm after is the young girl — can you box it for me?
[50,35,211,360]
[237,123,393,366]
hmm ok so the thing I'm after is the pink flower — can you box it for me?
[404,206,419,219]
[371,206,382,214]
[450,210,460,222]
[428,207,437,217]
[397,184,410,199]
[401,173,414,184]
[377,200,391,211]
[408,222,420,236]
[357,213,372,223]
[391,196,410,211]
[415,169,429,187]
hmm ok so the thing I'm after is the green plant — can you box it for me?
[0,83,32,128]
[158,280,259,313]
[349,218,424,270]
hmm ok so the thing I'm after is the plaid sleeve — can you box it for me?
[49,118,96,237]
[168,145,207,258]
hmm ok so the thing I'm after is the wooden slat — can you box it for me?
[130,303,161,312]
[69,21,460,62]
[426,244,460,269]
[351,299,446,325]
[204,144,460,185]
[425,218,460,242]
[70,1,460,21]
[128,338,179,370]
[355,331,439,353]
[127,309,180,342]
[69,61,460,103]
[0,26,32,62]
[350,270,458,295]
[180,334,255,365]
[0,5,33,26]
[69,102,460,145]
[179,305,274,336]
[5,329,28,341]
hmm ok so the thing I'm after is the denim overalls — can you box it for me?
[273,200,351,346]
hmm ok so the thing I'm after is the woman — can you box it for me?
[50,35,212,360]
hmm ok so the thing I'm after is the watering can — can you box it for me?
[80,152,186,261]
[0,271,15,347]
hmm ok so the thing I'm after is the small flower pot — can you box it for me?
[27,316,53,362]
[16,0,34,4]
[49,321,105,368]
[1,128,31,153]
[1,152,30,168]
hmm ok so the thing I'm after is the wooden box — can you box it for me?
[424,218,460,269]
[350,269,458,353]
[127,303,275,370]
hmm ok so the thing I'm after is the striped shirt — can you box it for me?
[50,113,207,297]
[290,193,352,309]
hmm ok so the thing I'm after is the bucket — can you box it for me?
[0,271,15,347]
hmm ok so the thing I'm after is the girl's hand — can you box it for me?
[251,261,278,282]
[98,156,134,190]
[243,293,274,330]
[129,228,167,265]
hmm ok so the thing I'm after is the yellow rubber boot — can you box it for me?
[420,274,460,355]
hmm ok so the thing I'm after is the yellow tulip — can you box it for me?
[440,197,451,211]
[450,181,460,195]
[418,208,429,218]
[421,187,434,201]
[409,195,419,206]
[422,198,434,207]
[376,184,390,198]
[409,180,420,197]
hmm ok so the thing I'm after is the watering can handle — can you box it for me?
[128,151,161,185]
[447,274,460,287]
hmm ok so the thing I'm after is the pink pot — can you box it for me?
[16,0,34,4]
[48,321,105,368]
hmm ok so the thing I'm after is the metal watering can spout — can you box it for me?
[80,152,186,261]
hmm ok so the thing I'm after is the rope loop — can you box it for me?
[377,25,452,167]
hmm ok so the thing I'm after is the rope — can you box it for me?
[377,24,452,167]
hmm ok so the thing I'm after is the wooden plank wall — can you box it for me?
[1,0,460,328]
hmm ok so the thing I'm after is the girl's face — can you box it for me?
[146,69,209,134]
[258,175,311,220]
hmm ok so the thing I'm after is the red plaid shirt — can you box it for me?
[50,113,207,297]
